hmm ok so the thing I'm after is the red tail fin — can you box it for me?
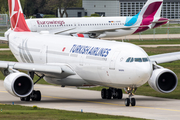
[8,0,30,32]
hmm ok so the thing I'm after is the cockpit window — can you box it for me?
[126,57,149,63]
[130,58,134,62]
[135,58,142,62]
[126,57,131,62]
[142,58,149,62]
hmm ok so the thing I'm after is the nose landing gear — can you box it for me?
[124,87,137,107]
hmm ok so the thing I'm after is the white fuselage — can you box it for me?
[26,17,140,38]
[9,31,152,88]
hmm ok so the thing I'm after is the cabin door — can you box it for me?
[40,45,47,64]
[109,52,120,70]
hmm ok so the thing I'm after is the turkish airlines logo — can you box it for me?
[8,0,23,30]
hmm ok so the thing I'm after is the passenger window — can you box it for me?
[126,57,131,62]
[135,58,142,62]
[142,58,149,62]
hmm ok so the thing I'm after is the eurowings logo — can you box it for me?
[8,0,30,32]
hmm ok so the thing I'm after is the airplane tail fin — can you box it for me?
[133,0,165,33]
[139,0,163,20]
[8,0,30,32]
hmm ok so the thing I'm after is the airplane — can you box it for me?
[20,0,168,38]
[0,0,178,107]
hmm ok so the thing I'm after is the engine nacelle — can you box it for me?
[4,72,34,97]
[148,68,178,93]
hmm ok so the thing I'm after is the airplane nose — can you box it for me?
[135,62,153,84]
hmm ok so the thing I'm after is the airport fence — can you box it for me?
[0,14,10,26]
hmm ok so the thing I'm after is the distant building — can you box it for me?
[83,0,120,16]
[83,0,180,19]
[119,0,180,19]
[61,8,86,17]
[62,0,180,19]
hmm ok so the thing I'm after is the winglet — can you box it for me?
[8,0,31,32]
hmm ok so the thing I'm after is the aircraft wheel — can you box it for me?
[113,95,117,99]
[106,89,112,99]
[35,90,41,101]
[131,98,136,106]
[24,95,30,101]
[125,98,130,106]
[101,88,106,99]
[20,97,25,101]
[117,89,123,99]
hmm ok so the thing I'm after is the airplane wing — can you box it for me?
[74,25,147,34]
[48,25,147,35]
[49,27,76,34]
[149,52,180,64]
[0,61,76,78]
[0,37,8,41]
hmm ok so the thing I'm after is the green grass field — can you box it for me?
[135,27,180,35]
[123,39,180,45]
[0,33,4,36]
[0,104,142,120]
[0,44,8,48]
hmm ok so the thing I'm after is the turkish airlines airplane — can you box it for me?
[0,0,178,107]
[22,0,168,38]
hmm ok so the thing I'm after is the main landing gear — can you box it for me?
[101,88,123,99]
[20,72,44,102]
[101,87,137,107]
[124,87,137,107]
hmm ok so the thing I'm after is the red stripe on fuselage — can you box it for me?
[77,34,84,37]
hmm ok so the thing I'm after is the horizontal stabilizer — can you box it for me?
[0,37,8,41]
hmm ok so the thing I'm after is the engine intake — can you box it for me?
[4,72,34,97]
[148,68,178,93]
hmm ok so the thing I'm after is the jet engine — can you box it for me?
[148,68,178,93]
[4,72,34,97]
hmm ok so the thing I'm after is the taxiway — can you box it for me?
[0,81,180,120]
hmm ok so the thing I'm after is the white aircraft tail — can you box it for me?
[8,0,30,32]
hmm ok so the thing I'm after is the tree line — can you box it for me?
[0,0,82,17]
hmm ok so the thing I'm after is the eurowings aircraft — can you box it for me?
[22,0,168,38]
[0,0,178,107]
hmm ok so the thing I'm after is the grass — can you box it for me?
[134,27,180,35]
[123,39,180,45]
[0,104,143,120]
[0,44,9,48]
[0,33,4,36]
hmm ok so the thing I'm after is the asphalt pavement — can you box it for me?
[0,81,180,120]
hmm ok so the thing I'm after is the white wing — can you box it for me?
[0,61,75,78]
[0,37,8,41]
[149,52,180,64]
